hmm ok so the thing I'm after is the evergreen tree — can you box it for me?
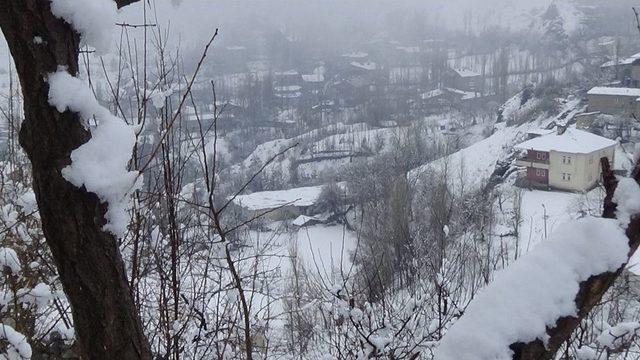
[541,4,569,53]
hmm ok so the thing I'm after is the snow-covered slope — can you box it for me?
[410,96,582,192]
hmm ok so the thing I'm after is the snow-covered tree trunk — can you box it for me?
[0,1,151,359]
[511,158,640,360]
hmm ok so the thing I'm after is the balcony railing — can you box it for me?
[516,156,549,165]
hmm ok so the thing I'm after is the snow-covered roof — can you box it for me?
[274,85,302,92]
[452,67,481,78]
[350,61,377,71]
[515,128,616,154]
[600,52,640,68]
[526,128,555,136]
[301,74,325,83]
[274,92,302,99]
[292,215,320,227]
[342,51,368,59]
[274,70,299,76]
[232,185,324,211]
[587,86,640,97]
[445,87,479,100]
[396,46,420,54]
[420,89,446,100]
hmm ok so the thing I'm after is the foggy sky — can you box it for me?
[116,0,578,52]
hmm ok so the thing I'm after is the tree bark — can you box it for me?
[0,1,151,359]
[511,158,640,359]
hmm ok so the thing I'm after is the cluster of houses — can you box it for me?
[186,39,496,137]
[514,52,640,192]
[577,53,640,132]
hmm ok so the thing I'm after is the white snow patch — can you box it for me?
[48,70,138,238]
[575,346,598,360]
[50,0,117,53]
[17,283,54,309]
[0,247,21,275]
[292,215,319,227]
[436,217,629,360]
[409,122,523,191]
[146,87,175,110]
[0,324,31,359]
[613,177,640,228]
[587,87,640,97]
[233,185,325,211]
[597,322,640,349]
[16,191,37,214]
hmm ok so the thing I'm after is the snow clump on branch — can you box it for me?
[435,217,629,360]
[48,69,138,238]
[49,0,118,53]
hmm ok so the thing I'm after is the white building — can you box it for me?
[587,86,640,117]
[515,128,616,191]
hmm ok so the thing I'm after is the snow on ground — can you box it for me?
[409,122,527,191]
[297,157,352,182]
[517,188,604,252]
[409,97,582,192]
[242,224,358,328]
[294,224,356,278]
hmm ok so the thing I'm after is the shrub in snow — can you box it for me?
[0,248,21,275]
[435,217,629,360]
[17,283,55,310]
[0,324,32,359]
[596,321,640,350]
[575,346,599,360]
[48,70,138,238]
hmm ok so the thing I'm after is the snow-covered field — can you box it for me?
[517,188,604,251]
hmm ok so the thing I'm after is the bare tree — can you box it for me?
[0,1,151,358]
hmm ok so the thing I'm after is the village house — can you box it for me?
[600,52,640,87]
[329,74,378,108]
[301,70,326,96]
[444,67,482,93]
[586,86,640,117]
[419,88,454,114]
[182,101,245,134]
[515,127,616,191]
[389,46,424,85]
[273,70,303,105]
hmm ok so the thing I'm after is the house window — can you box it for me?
[536,152,547,160]
[536,169,546,177]
[562,156,572,165]
[562,173,572,181]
